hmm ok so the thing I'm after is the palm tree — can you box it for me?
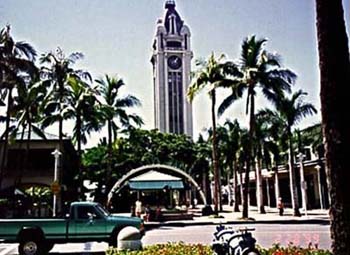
[40,48,91,200]
[236,127,250,209]
[61,76,101,196]
[40,48,91,147]
[64,76,99,156]
[188,53,234,213]
[253,114,271,213]
[219,36,296,218]
[0,25,38,189]
[224,119,242,212]
[190,134,211,204]
[260,90,317,216]
[315,0,350,252]
[11,78,47,185]
[95,74,143,187]
[256,110,283,208]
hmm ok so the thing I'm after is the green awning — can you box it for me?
[128,180,184,190]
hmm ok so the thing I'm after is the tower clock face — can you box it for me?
[168,55,182,69]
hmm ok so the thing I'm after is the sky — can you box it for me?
[1,0,349,148]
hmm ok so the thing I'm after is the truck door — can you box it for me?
[71,205,107,240]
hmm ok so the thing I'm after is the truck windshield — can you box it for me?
[95,204,110,217]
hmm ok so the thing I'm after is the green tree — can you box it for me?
[300,123,323,158]
[40,48,91,200]
[260,90,316,216]
[63,76,101,194]
[11,78,47,185]
[315,0,350,253]
[219,36,296,218]
[65,76,99,156]
[0,25,38,188]
[223,119,242,212]
[190,134,211,203]
[188,53,234,213]
[83,128,197,202]
[40,48,91,148]
[254,112,282,212]
[95,74,143,187]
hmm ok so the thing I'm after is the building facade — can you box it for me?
[151,0,193,136]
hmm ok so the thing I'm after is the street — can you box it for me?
[0,223,331,254]
[143,224,331,249]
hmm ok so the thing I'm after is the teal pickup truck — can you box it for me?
[0,201,145,255]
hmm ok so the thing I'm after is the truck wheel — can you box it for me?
[43,242,54,253]
[18,239,43,255]
[109,228,122,247]
[109,232,118,247]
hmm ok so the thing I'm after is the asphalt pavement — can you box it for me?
[144,204,330,229]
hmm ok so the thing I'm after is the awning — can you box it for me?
[128,170,184,190]
[128,180,184,190]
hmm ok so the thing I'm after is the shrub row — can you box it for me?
[106,242,332,255]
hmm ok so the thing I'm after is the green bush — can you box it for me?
[106,242,331,255]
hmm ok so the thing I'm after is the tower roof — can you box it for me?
[165,0,176,9]
[164,0,183,34]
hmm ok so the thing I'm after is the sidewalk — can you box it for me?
[144,205,330,229]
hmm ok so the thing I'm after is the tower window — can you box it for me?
[160,33,164,49]
[166,41,182,48]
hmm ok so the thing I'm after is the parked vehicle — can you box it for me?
[0,201,145,255]
[212,224,260,255]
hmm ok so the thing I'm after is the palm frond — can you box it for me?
[31,125,47,140]
[14,41,37,61]
[68,52,84,64]
[116,95,141,108]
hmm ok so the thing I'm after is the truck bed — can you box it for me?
[0,218,67,242]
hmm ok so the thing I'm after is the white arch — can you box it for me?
[107,164,207,205]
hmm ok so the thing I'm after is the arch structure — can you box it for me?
[107,164,207,206]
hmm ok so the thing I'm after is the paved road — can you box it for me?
[143,224,331,249]
[0,223,331,254]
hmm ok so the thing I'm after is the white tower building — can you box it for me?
[151,0,193,136]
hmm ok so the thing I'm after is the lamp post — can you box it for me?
[52,149,61,217]
[298,153,308,216]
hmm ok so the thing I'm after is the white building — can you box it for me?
[151,0,193,136]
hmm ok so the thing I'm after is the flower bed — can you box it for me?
[257,243,332,255]
[107,243,212,255]
[106,242,332,255]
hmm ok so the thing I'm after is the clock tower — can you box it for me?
[151,0,193,136]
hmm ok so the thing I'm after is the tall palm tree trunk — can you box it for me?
[288,134,301,216]
[274,166,280,209]
[233,158,240,212]
[15,128,26,186]
[76,113,82,200]
[243,92,255,218]
[57,94,63,209]
[315,0,350,253]
[0,88,13,189]
[211,90,220,214]
[24,121,32,183]
[107,119,113,188]
[256,157,265,213]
